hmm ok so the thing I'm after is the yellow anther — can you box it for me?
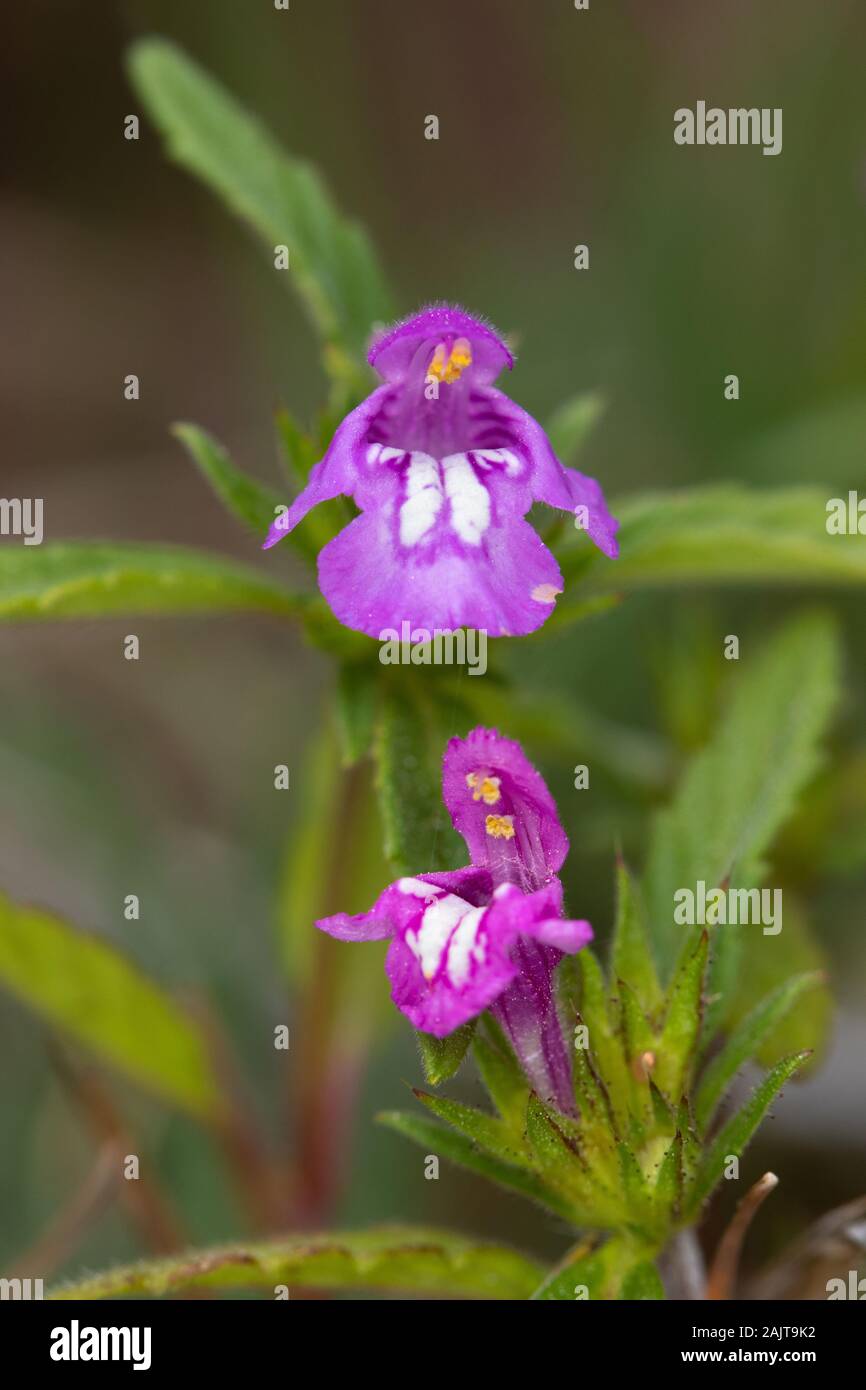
[485,813,515,840]
[427,338,473,385]
[466,772,502,805]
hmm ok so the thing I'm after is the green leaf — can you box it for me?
[525,1093,584,1172]
[545,392,605,463]
[276,726,341,985]
[0,542,306,623]
[378,1110,572,1219]
[654,931,708,1099]
[373,685,462,874]
[571,1034,619,1152]
[451,677,670,792]
[172,423,284,538]
[415,1025,475,1087]
[50,1226,542,1301]
[695,972,823,1134]
[726,899,832,1069]
[610,859,662,1015]
[127,39,391,372]
[645,613,840,970]
[562,949,631,1127]
[275,406,318,485]
[472,1019,529,1130]
[619,1260,665,1300]
[560,486,866,595]
[531,1247,607,1301]
[654,1132,684,1217]
[531,1235,662,1301]
[687,1052,810,1214]
[0,894,221,1120]
[334,663,378,766]
[617,1142,651,1221]
[414,1089,528,1166]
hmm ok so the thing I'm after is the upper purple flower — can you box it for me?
[317,727,593,1112]
[264,306,618,638]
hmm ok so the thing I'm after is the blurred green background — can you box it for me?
[2,0,865,1289]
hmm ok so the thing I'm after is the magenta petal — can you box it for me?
[528,915,594,953]
[262,386,392,550]
[491,937,576,1116]
[317,503,564,638]
[486,388,619,559]
[442,727,569,892]
[415,866,494,905]
[386,933,517,1036]
[383,879,586,1040]
[316,876,440,942]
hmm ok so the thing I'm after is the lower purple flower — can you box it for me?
[264,305,618,638]
[317,727,593,1113]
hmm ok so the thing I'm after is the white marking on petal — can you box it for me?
[398,877,439,899]
[408,893,471,980]
[399,451,443,547]
[379,446,406,464]
[475,448,521,476]
[442,453,490,545]
[366,443,382,465]
[445,905,487,987]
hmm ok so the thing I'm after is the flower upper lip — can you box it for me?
[367,304,515,383]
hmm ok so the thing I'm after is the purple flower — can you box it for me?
[264,305,618,638]
[317,727,592,1113]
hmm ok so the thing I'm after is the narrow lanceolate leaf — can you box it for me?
[676,1097,702,1182]
[695,973,823,1134]
[414,1089,529,1166]
[545,392,605,464]
[565,950,631,1127]
[645,613,840,971]
[619,1261,666,1300]
[653,932,709,1100]
[617,979,656,1061]
[654,1132,684,1218]
[571,1028,619,1153]
[377,1111,573,1220]
[472,1021,530,1131]
[525,1093,584,1172]
[415,1025,476,1088]
[172,423,284,538]
[51,1227,543,1301]
[374,686,462,874]
[531,1247,607,1301]
[525,1097,621,1224]
[275,406,318,485]
[127,39,391,370]
[559,486,866,594]
[0,894,221,1120]
[0,543,306,623]
[687,1052,810,1214]
[617,1142,651,1224]
[335,663,378,767]
[532,1235,663,1301]
[610,860,662,1015]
